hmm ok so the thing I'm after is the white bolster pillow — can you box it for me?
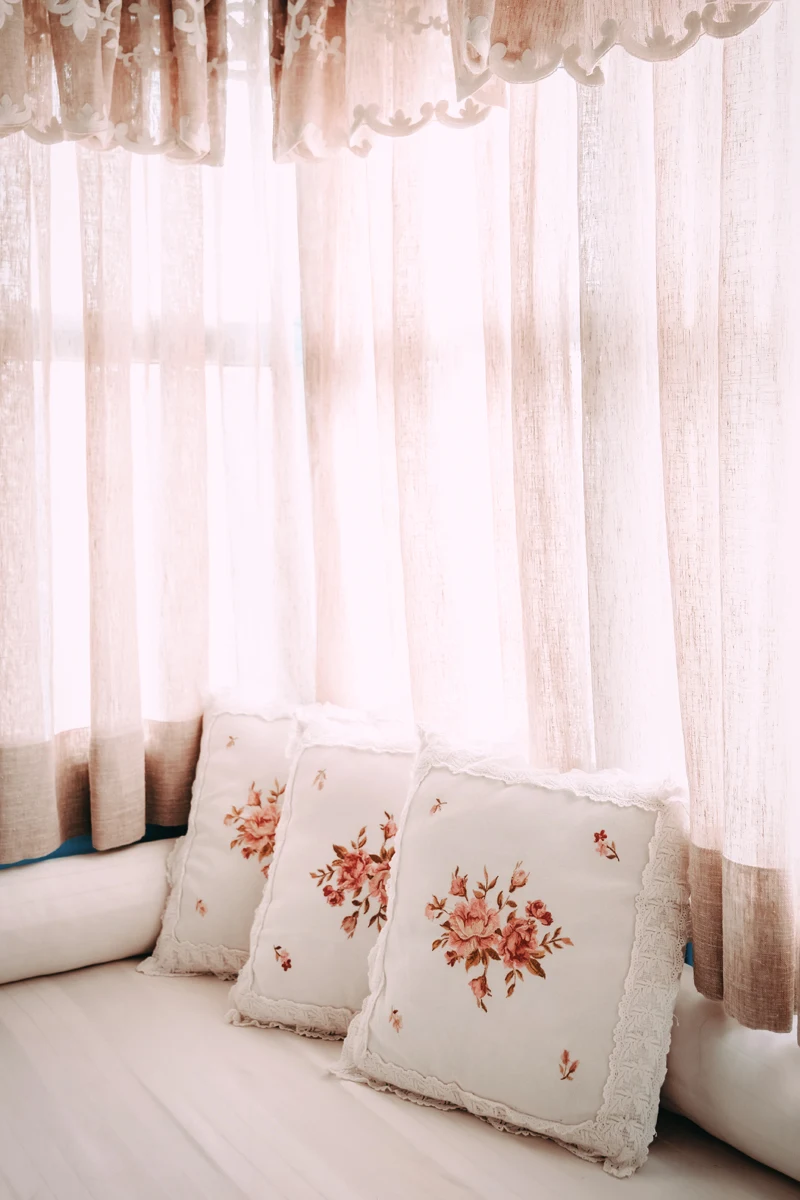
[663,964,800,1183]
[0,839,174,985]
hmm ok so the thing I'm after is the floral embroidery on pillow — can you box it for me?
[274,945,292,971]
[226,735,237,748]
[389,1008,403,1032]
[313,768,327,790]
[426,862,573,1011]
[224,780,286,877]
[195,899,207,916]
[310,814,397,938]
[429,797,446,814]
[559,1049,579,1081]
[594,830,620,861]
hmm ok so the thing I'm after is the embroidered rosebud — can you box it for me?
[449,870,468,897]
[341,913,359,938]
[509,862,529,891]
[469,974,491,1005]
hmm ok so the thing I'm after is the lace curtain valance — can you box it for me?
[271,0,774,160]
[0,0,226,160]
[0,0,774,160]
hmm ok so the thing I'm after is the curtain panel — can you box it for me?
[0,1,797,1040]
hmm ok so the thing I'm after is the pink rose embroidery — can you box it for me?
[311,813,397,938]
[594,830,620,862]
[336,849,372,893]
[274,945,291,971]
[560,1049,579,1081]
[525,899,553,925]
[428,865,573,1009]
[224,780,285,877]
[389,1008,403,1033]
[446,897,501,962]
[499,914,540,970]
[368,859,392,907]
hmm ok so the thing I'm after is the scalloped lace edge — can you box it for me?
[334,791,690,1177]
[226,991,353,1039]
[458,2,773,94]
[413,730,686,809]
[286,715,418,761]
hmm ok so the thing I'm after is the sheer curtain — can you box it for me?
[0,1,797,1037]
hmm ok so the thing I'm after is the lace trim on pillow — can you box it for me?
[226,992,352,1039]
[462,2,772,91]
[412,730,686,810]
[335,789,690,1177]
[140,703,296,979]
[287,714,418,760]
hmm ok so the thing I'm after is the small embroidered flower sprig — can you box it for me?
[313,769,327,791]
[559,1049,579,1081]
[195,899,207,916]
[274,945,292,971]
[389,1008,403,1032]
[226,735,237,748]
[594,830,620,862]
[430,797,446,815]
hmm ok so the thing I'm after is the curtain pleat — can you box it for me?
[77,146,144,851]
[508,80,592,771]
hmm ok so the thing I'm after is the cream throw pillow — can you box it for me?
[335,735,689,1177]
[228,717,416,1037]
[140,700,294,979]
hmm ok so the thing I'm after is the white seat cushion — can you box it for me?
[663,965,800,1184]
[0,959,796,1199]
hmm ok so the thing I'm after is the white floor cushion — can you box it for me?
[337,734,691,1177]
[663,964,800,1184]
[141,699,294,979]
[229,716,416,1037]
[0,840,173,985]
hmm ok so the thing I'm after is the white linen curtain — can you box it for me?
[0,0,797,1036]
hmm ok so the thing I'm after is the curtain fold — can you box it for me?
[0,0,796,1041]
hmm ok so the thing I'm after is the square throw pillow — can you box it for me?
[139,700,295,979]
[228,717,417,1037]
[335,734,690,1177]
